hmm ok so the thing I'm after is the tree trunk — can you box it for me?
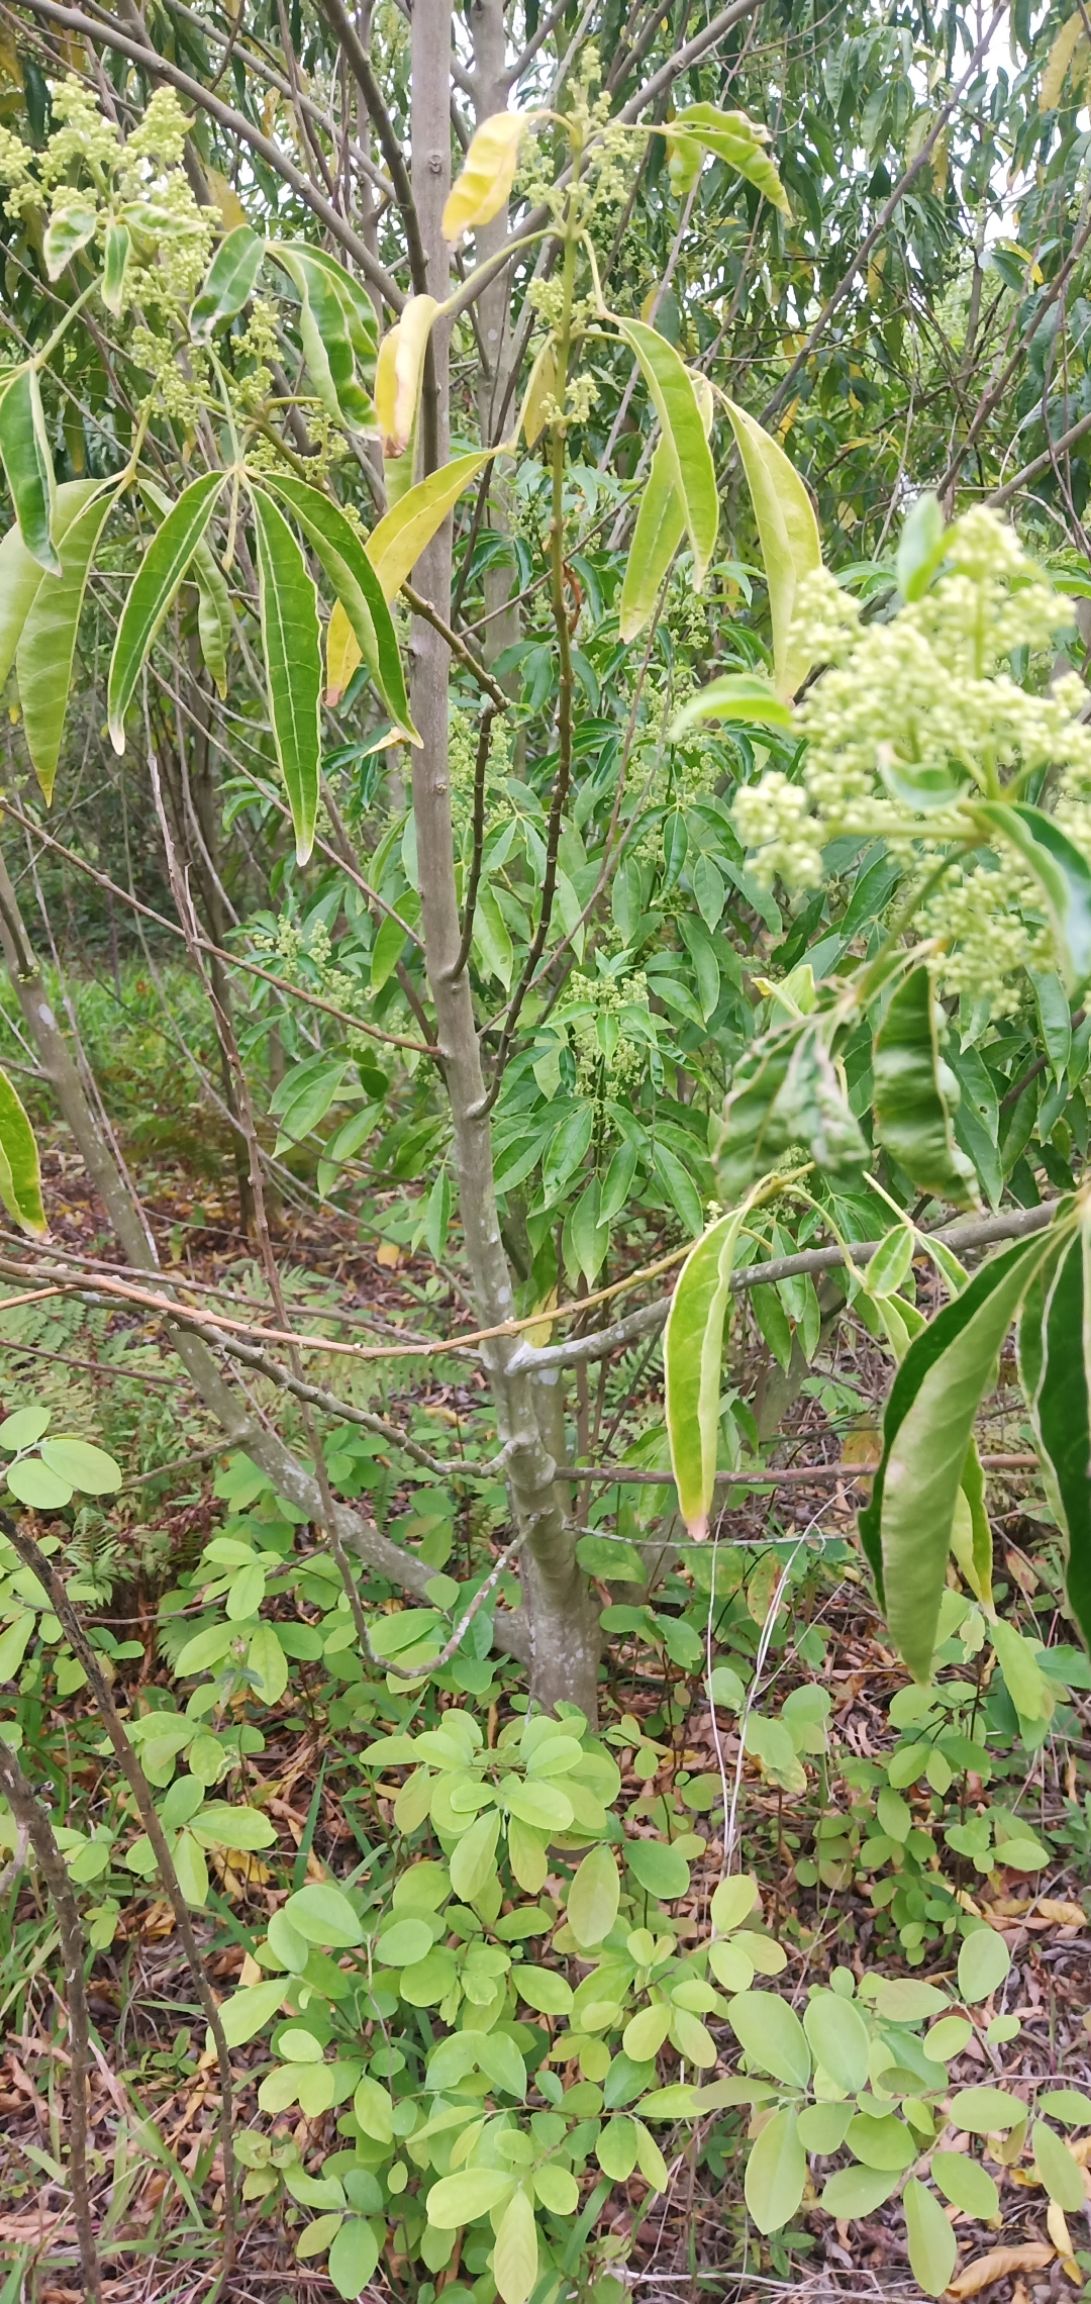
[409,0,599,1715]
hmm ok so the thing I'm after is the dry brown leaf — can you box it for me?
[1046,2200,1073,2259]
[946,2243,1052,2297]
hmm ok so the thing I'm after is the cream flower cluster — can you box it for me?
[733,509,1091,1003]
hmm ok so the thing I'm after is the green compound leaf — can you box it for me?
[108,471,226,750]
[860,1228,1063,1679]
[1017,1221,1091,1652]
[722,394,822,701]
[262,472,417,743]
[250,485,323,865]
[614,320,718,588]
[268,241,376,429]
[873,966,979,1207]
[0,1065,46,1233]
[0,367,58,573]
[190,225,264,336]
[978,800,1091,997]
[664,1202,751,1537]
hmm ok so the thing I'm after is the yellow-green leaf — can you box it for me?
[664,1203,751,1537]
[365,450,493,601]
[0,368,58,573]
[0,1065,45,1232]
[722,395,821,700]
[492,2187,538,2304]
[15,481,117,801]
[615,319,718,588]
[108,471,225,750]
[250,484,323,864]
[375,295,438,457]
[443,111,528,241]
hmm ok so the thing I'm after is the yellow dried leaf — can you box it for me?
[443,111,527,241]
[376,1240,402,1268]
[375,295,438,457]
[325,597,361,707]
[842,1425,881,1466]
[947,2245,1053,2298]
[526,1287,558,1347]
[204,166,248,233]
[1041,11,1089,110]
[1046,2200,1073,2259]
[1033,1897,1086,1927]
[0,30,21,80]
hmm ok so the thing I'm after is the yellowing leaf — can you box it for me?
[947,2246,1052,2298]
[365,450,494,600]
[204,165,249,233]
[325,595,361,705]
[521,336,559,448]
[1041,12,1090,110]
[723,395,821,700]
[375,294,438,457]
[443,112,527,241]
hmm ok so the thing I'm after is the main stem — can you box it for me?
[408,0,598,1714]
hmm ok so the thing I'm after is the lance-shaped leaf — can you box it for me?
[325,597,358,707]
[375,294,438,458]
[664,106,789,214]
[621,375,714,643]
[873,966,979,1207]
[669,672,792,740]
[615,320,718,588]
[0,478,102,690]
[16,481,117,801]
[976,801,1091,997]
[101,221,131,317]
[1017,1222,1091,1650]
[250,485,323,864]
[0,1065,46,1233]
[665,1201,752,1537]
[520,335,559,449]
[0,368,58,573]
[262,472,417,742]
[108,471,226,750]
[722,396,821,701]
[365,449,494,601]
[269,242,376,429]
[443,111,528,241]
[860,1228,1063,1679]
[950,1434,993,1609]
[191,224,264,336]
[140,475,233,700]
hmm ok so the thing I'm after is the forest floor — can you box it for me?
[0,1148,1089,2304]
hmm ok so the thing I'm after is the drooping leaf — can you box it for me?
[665,106,789,212]
[365,450,494,601]
[261,472,417,741]
[873,966,979,1206]
[520,335,560,448]
[108,471,226,750]
[664,1203,751,1536]
[744,2108,806,2236]
[860,1229,1062,1679]
[268,242,376,428]
[101,222,131,317]
[0,368,58,573]
[722,395,822,700]
[443,111,528,240]
[669,671,793,739]
[190,224,264,336]
[1017,1222,1091,1651]
[0,1066,46,1232]
[250,485,323,864]
[374,295,438,457]
[620,375,713,642]
[950,1435,993,1609]
[977,801,1091,997]
[15,481,117,800]
[614,319,718,587]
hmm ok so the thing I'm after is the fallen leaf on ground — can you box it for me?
[946,2244,1052,2297]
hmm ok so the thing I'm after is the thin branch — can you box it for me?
[0,1510,238,2280]
[0,1739,99,2302]
[317,0,430,296]
[455,701,499,976]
